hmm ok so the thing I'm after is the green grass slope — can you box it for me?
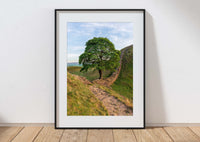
[67,73,108,116]
[111,45,133,102]
[68,66,112,81]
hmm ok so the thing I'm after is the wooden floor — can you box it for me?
[0,127,200,142]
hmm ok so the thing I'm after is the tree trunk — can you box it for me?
[99,69,103,79]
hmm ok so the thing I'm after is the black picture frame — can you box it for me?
[55,9,145,129]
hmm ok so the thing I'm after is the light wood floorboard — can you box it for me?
[12,127,42,142]
[87,129,114,142]
[33,127,63,142]
[0,127,23,142]
[164,127,200,142]
[189,127,200,138]
[0,126,200,142]
[60,129,87,142]
[133,128,173,142]
[113,129,137,142]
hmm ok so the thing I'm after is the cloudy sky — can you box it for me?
[67,22,133,62]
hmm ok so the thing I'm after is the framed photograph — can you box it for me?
[55,9,145,128]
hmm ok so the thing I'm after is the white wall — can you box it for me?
[0,0,200,125]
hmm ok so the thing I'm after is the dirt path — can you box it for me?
[90,46,133,115]
[70,73,133,116]
[92,46,130,86]
[89,86,133,116]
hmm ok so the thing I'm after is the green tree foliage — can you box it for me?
[79,37,120,79]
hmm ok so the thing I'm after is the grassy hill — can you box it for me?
[67,73,108,115]
[67,45,133,115]
[111,45,133,102]
[67,66,112,81]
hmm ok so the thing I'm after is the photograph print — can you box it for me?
[67,22,134,116]
[55,9,145,128]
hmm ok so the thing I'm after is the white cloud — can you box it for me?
[110,35,133,50]
[69,46,85,51]
[80,23,134,49]
[67,22,134,55]
[67,53,80,62]
[81,23,133,34]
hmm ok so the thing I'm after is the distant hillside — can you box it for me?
[67,62,82,67]
[68,66,112,81]
[111,45,133,102]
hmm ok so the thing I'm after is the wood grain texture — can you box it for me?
[164,127,200,142]
[133,128,173,142]
[60,129,87,142]
[133,129,154,142]
[1,126,200,142]
[87,129,113,142]
[0,127,23,142]
[33,127,63,142]
[113,129,137,142]
[12,127,42,142]
[190,127,200,138]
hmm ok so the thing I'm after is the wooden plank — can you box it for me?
[164,127,200,142]
[87,129,113,142]
[0,127,23,142]
[133,129,154,142]
[113,129,137,142]
[133,128,173,142]
[60,129,87,142]
[33,127,63,142]
[189,127,200,138]
[12,127,42,142]
[147,128,173,142]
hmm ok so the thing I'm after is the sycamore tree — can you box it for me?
[79,37,121,79]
